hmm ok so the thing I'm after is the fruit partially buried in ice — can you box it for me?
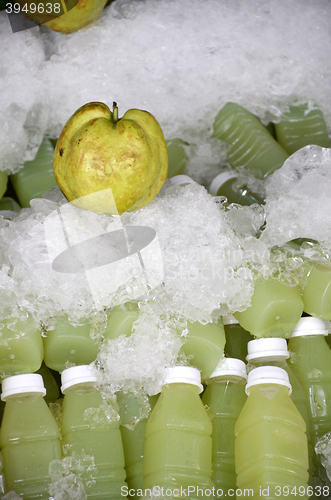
[21,0,108,34]
[53,102,168,215]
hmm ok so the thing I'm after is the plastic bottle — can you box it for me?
[233,277,304,338]
[118,391,159,497]
[0,373,62,498]
[285,239,331,321]
[212,102,289,178]
[166,138,189,178]
[274,105,331,155]
[202,358,247,493]
[235,366,309,498]
[0,196,20,220]
[36,362,60,405]
[170,175,197,187]
[209,171,263,206]
[60,365,127,499]
[222,314,253,362]
[288,317,331,479]
[105,306,226,383]
[246,337,313,481]
[43,314,100,372]
[0,170,8,201]
[179,320,226,382]
[10,138,57,208]
[0,314,44,378]
[143,366,213,497]
[103,302,140,341]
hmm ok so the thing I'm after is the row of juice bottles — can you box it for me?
[0,101,330,217]
[0,315,331,499]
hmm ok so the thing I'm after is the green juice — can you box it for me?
[10,139,57,208]
[143,367,213,498]
[209,171,263,206]
[288,318,331,479]
[43,315,100,372]
[222,314,254,362]
[300,261,331,320]
[202,358,247,493]
[104,303,140,340]
[61,365,127,499]
[179,320,226,381]
[118,392,159,496]
[234,277,304,338]
[212,102,289,178]
[36,363,60,405]
[166,138,189,178]
[235,367,309,499]
[0,374,62,499]
[0,315,43,378]
[274,105,331,155]
[246,338,313,481]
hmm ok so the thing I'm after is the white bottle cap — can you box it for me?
[209,171,237,195]
[290,317,328,337]
[208,357,247,380]
[1,374,46,401]
[245,366,292,395]
[170,175,196,186]
[61,365,98,393]
[165,366,203,393]
[246,337,289,362]
[222,314,239,325]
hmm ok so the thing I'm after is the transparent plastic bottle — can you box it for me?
[179,320,226,382]
[43,315,100,372]
[166,138,189,178]
[246,337,313,481]
[118,391,159,497]
[36,362,60,406]
[103,302,140,340]
[0,314,44,378]
[209,171,263,206]
[274,105,331,155]
[233,277,304,338]
[0,373,62,499]
[212,102,289,178]
[235,366,309,498]
[170,175,197,187]
[143,366,213,498]
[288,317,331,479]
[222,314,253,362]
[10,138,57,208]
[300,261,331,321]
[202,358,247,493]
[60,365,127,499]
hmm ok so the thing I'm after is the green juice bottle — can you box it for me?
[202,358,247,494]
[170,175,197,187]
[0,314,43,378]
[235,366,309,498]
[300,261,331,321]
[166,138,189,178]
[60,365,127,499]
[118,391,159,497]
[103,302,140,340]
[43,315,100,373]
[246,337,313,481]
[0,373,62,498]
[212,102,289,178]
[288,317,331,479]
[179,320,226,382]
[222,314,254,362]
[209,171,263,206]
[0,196,21,220]
[234,277,304,338]
[143,366,213,499]
[274,105,331,155]
[10,138,57,208]
[36,363,60,405]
